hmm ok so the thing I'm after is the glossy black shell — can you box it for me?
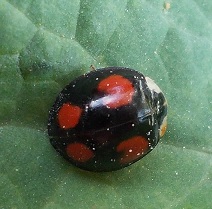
[48,67,167,172]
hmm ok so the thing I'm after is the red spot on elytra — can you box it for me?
[117,136,149,164]
[66,143,94,163]
[97,75,134,108]
[58,103,82,129]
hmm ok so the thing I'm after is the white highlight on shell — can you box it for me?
[145,77,162,94]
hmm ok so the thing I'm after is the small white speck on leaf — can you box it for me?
[164,2,171,11]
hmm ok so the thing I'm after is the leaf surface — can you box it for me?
[0,0,211,208]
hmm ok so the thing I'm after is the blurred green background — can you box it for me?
[0,0,211,208]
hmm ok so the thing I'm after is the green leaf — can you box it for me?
[0,0,211,208]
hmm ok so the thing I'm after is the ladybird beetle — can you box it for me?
[48,67,167,172]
